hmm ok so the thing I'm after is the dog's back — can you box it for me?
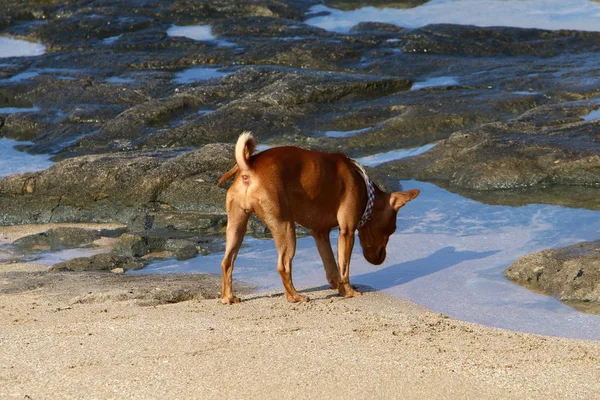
[248,147,366,230]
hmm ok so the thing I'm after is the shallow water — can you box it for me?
[0,138,54,178]
[306,0,600,33]
[137,180,600,340]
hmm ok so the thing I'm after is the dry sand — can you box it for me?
[1,225,600,399]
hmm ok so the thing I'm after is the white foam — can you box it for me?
[0,138,54,178]
[306,0,600,33]
[0,37,46,58]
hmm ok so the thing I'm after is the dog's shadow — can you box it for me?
[354,246,500,291]
[237,246,499,303]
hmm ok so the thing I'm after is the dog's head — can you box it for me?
[358,189,420,265]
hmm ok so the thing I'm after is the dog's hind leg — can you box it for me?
[311,229,340,290]
[220,204,250,304]
[270,220,308,303]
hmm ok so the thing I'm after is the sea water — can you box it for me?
[306,0,600,33]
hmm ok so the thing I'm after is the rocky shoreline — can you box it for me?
[1,0,599,309]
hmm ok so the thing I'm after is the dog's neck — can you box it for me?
[350,159,376,229]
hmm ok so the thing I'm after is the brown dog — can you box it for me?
[217,132,420,304]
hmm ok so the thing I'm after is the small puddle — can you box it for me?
[513,91,539,95]
[583,108,600,121]
[324,127,371,138]
[173,67,232,84]
[102,34,122,45]
[0,106,40,114]
[135,180,600,340]
[167,25,237,47]
[105,76,136,84]
[30,246,112,266]
[2,68,91,83]
[355,143,437,166]
[2,71,41,82]
[411,76,459,91]
[0,36,46,58]
[0,138,54,178]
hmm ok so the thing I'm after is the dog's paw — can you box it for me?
[338,284,362,298]
[220,296,241,305]
[286,293,309,303]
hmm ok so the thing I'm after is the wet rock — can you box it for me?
[504,241,600,314]
[385,100,600,194]
[398,24,600,57]
[351,22,406,33]
[173,243,199,261]
[50,253,146,272]
[12,227,101,251]
[0,143,233,225]
[325,0,428,10]
[111,233,149,258]
[71,66,413,153]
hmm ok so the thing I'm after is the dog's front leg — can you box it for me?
[220,205,250,304]
[337,227,362,298]
[311,229,340,290]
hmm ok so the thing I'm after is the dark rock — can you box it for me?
[504,241,600,314]
[12,227,101,251]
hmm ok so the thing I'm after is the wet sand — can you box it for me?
[1,225,600,399]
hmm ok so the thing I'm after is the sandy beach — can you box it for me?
[2,225,600,399]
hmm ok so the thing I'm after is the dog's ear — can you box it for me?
[390,189,420,211]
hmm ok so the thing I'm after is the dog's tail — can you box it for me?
[216,131,255,187]
[235,131,255,172]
